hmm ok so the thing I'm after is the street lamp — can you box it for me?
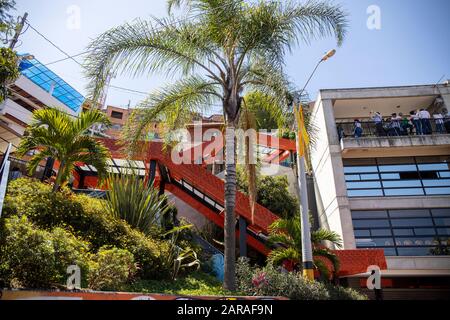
[295,49,336,281]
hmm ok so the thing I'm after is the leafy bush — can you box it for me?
[88,247,137,291]
[237,171,298,218]
[0,216,90,289]
[104,173,170,236]
[3,178,172,280]
[0,47,20,102]
[124,271,225,296]
[236,259,367,300]
[325,284,368,300]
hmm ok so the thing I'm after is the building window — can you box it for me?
[111,111,123,119]
[344,156,450,197]
[352,208,450,256]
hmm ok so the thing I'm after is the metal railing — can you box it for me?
[337,117,450,139]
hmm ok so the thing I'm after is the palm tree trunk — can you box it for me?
[223,121,237,292]
[52,160,65,193]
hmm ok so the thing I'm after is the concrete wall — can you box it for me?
[342,135,450,150]
[16,76,80,116]
[349,196,450,211]
[310,95,356,249]
[166,192,209,230]
[387,256,450,270]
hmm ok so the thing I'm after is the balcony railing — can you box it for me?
[337,118,450,139]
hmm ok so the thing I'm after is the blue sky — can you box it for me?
[13,0,450,112]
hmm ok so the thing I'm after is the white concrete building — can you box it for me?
[310,84,450,293]
[0,56,84,151]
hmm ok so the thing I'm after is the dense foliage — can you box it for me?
[268,216,342,280]
[0,0,16,35]
[0,47,19,102]
[104,173,171,236]
[0,178,173,289]
[237,168,298,219]
[17,108,111,192]
[236,259,367,300]
[125,271,225,296]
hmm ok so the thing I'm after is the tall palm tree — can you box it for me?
[268,216,342,280]
[84,0,347,291]
[17,108,111,192]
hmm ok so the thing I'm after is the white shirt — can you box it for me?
[433,114,444,124]
[372,113,383,123]
[419,110,431,119]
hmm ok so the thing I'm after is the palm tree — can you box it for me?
[17,108,111,192]
[268,216,342,280]
[84,0,347,291]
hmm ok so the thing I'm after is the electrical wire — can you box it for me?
[23,1,244,97]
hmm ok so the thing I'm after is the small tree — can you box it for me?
[268,216,342,280]
[84,0,348,291]
[17,108,111,192]
[0,47,19,103]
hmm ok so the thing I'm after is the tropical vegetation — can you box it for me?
[104,172,171,236]
[1,176,219,291]
[17,108,111,192]
[268,216,343,280]
[0,0,16,35]
[84,0,347,290]
[236,258,367,300]
[0,47,19,103]
[237,168,298,219]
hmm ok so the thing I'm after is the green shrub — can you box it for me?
[3,178,172,280]
[236,259,367,300]
[0,216,90,289]
[124,271,225,296]
[88,247,137,291]
[237,173,298,218]
[118,226,171,279]
[104,173,170,236]
[325,284,368,300]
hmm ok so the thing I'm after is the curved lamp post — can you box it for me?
[295,49,336,281]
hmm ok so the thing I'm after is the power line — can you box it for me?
[44,50,94,67]
[23,1,240,97]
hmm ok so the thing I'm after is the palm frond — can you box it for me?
[313,258,330,280]
[312,229,343,248]
[267,247,300,266]
[121,76,221,155]
[313,247,340,273]
[84,17,222,102]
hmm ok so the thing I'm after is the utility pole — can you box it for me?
[9,13,28,50]
[294,102,314,281]
[294,49,336,281]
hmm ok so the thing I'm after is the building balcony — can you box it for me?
[337,120,450,156]
[0,99,33,134]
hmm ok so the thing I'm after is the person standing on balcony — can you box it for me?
[433,112,445,134]
[399,112,412,135]
[353,119,363,138]
[388,113,402,136]
[410,110,422,135]
[442,108,450,134]
[419,108,432,134]
[370,111,385,136]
